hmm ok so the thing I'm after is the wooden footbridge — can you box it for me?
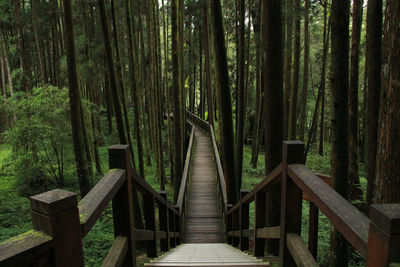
[1,111,400,267]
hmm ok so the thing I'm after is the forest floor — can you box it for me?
[0,138,366,266]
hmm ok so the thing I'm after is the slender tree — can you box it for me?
[210,0,239,205]
[263,0,284,256]
[235,0,246,188]
[349,0,363,201]
[298,0,310,142]
[288,0,300,140]
[62,0,91,196]
[365,0,382,212]
[330,0,350,266]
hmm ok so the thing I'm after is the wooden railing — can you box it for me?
[0,145,181,267]
[227,141,400,267]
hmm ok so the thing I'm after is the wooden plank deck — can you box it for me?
[145,244,270,266]
[183,128,225,243]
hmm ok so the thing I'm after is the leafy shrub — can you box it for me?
[3,86,74,195]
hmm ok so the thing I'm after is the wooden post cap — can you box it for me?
[283,141,305,164]
[109,145,130,169]
[370,204,400,234]
[30,189,77,216]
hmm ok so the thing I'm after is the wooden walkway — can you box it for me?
[183,128,225,243]
[145,244,270,266]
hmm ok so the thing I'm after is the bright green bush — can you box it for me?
[4,86,73,195]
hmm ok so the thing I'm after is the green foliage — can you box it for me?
[3,86,73,195]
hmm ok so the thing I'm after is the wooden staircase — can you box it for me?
[183,128,225,243]
[145,243,270,266]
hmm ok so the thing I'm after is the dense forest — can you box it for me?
[0,0,399,266]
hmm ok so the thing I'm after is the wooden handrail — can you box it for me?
[79,169,126,237]
[227,163,282,215]
[287,163,370,257]
[176,126,195,215]
[0,230,53,266]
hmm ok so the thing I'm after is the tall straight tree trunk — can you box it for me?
[204,1,214,127]
[365,0,382,212]
[374,0,400,203]
[250,0,263,168]
[330,0,350,266]
[210,0,239,205]
[125,0,144,178]
[235,0,246,189]
[14,0,30,91]
[31,0,46,84]
[98,0,143,229]
[62,0,90,197]
[298,0,310,142]
[172,0,185,201]
[288,0,300,140]
[263,0,284,256]
[283,0,293,140]
[111,0,136,169]
[349,0,363,201]
[318,1,330,156]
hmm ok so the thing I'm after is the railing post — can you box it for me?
[159,191,169,252]
[30,189,84,266]
[227,204,233,244]
[367,204,400,267]
[240,189,250,251]
[308,203,319,258]
[109,145,137,266]
[279,141,305,266]
[174,205,181,245]
[169,208,176,248]
[254,191,266,257]
[144,194,157,257]
[232,209,240,247]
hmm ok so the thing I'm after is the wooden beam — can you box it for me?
[286,233,318,267]
[102,236,128,267]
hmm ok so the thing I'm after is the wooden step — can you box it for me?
[145,244,270,266]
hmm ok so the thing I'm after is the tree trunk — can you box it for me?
[204,2,214,127]
[298,0,310,142]
[263,0,284,256]
[62,0,91,197]
[283,0,293,140]
[374,0,400,204]
[365,0,382,212]
[330,0,350,266]
[210,0,239,205]
[172,0,185,201]
[288,0,300,140]
[235,0,246,189]
[349,0,363,201]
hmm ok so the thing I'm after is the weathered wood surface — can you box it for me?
[78,169,126,237]
[183,128,225,243]
[288,164,370,257]
[0,230,53,266]
[145,244,270,266]
[102,235,128,267]
[286,233,318,267]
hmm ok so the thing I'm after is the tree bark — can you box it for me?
[62,0,91,196]
[288,0,300,140]
[263,0,284,256]
[330,0,350,266]
[374,0,400,204]
[235,0,246,189]
[365,0,382,212]
[298,0,310,142]
[349,0,363,201]
[210,0,239,205]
